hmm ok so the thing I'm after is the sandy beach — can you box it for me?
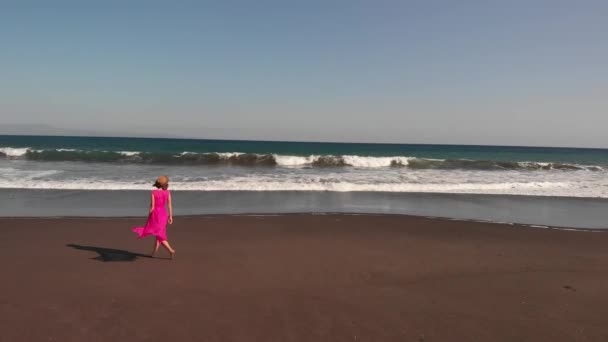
[2,214,608,341]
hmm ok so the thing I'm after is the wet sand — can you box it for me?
[2,214,608,341]
[4,189,608,229]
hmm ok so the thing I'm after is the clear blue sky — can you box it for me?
[1,0,607,147]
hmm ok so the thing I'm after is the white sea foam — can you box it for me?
[170,178,573,193]
[118,151,140,156]
[0,147,139,157]
[216,152,245,158]
[1,174,602,197]
[271,155,414,167]
[2,147,607,197]
[0,147,30,157]
[342,155,412,168]
[179,151,246,158]
[0,146,604,171]
[0,167,62,179]
[273,154,316,166]
[180,151,244,156]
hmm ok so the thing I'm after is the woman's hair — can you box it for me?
[153,180,169,190]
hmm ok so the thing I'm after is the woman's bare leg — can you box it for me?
[161,240,175,259]
[151,240,160,257]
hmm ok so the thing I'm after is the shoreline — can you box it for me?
[5,186,608,198]
[3,189,608,229]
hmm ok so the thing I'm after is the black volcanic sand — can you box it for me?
[2,214,608,341]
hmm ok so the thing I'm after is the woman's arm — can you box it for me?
[150,192,155,213]
[168,192,173,224]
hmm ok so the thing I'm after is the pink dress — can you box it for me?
[133,189,170,242]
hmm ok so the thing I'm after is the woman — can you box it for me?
[132,175,176,259]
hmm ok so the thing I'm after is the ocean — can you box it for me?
[2,135,608,195]
[1,135,607,227]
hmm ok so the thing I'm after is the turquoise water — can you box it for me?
[1,134,608,165]
[3,135,607,224]
[1,135,608,197]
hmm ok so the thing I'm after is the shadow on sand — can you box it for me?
[66,244,152,262]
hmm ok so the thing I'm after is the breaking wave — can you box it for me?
[0,147,604,171]
[0,178,574,194]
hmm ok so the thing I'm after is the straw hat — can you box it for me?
[156,175,169,185]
